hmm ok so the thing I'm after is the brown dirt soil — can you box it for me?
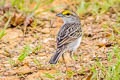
[0,0,119,80]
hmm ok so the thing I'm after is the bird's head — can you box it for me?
[56,10,80,23]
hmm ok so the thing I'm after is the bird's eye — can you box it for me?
[66,13,71,15]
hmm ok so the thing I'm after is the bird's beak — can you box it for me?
[56,13,64,17]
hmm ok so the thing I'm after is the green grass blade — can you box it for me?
[0,16,11,39]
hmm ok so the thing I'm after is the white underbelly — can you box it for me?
[68,37,82,51]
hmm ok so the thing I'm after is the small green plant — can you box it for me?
[8,58,15,66]
[44,73,55,79]
[77,0,86,15]
[33,45,42,53]
[67,71,75,78]
[76,0,120,15]
[33,57,42,66]
[18,44,32,62]
[10,0,55,14]
[0,29,6,39]
[73,55,78,61]
[105,45,120,80]
[112,24,120,34]
[0,0,6,6]
[91,45,120,80]
[18,44,42,62]
[91,65,97,80]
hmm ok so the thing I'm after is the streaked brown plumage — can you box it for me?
[49,10,82,64]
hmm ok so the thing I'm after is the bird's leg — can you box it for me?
[69,51,76,68]
[70,51,74,61]
[62,54,67,70]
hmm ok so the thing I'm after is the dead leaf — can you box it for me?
[24,13,34,27]
[86,73,93,80]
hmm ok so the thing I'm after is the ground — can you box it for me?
[0,0,120,80]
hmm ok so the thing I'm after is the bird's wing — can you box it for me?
[57,23,82,48]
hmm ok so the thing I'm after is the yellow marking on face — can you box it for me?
[62,10,72,15]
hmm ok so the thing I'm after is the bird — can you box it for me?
[49,10,82,64]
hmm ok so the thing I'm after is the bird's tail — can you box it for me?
[49,48,63,64]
